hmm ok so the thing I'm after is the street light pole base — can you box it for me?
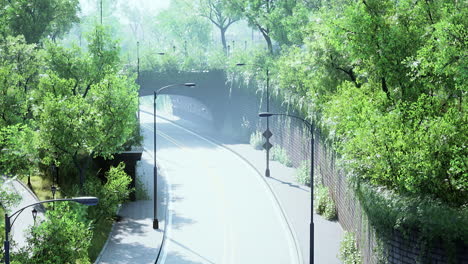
[153,219,159,229]
[265,168,270,177]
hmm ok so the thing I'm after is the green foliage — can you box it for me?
[356,182,468,256]
[0,35,42,126]
[314,184,337,220]
[0,180,21,210]
[339,231,363,264]
[198,0,240,51]
[149,0,212,60]
[0,0,80,43]
[249,130,264,150]
[295,160,310,186]
[325,85,467,206]
[0,124,37,176]
[35,26,139,188]
[135,176,150,201]
[226,0,309,52]
[85,163,133,221]
[270,146,293,167]
[15,203,92,264]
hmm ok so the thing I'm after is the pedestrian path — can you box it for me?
[94,115,165,264]
[1,177,44,251]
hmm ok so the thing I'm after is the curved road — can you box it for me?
[140,110,300,264]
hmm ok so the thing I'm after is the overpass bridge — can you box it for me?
[138,70,229,129]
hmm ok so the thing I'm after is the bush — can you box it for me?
[314,184,337,220]
[85,162,133,221]
[15,202,92,264]
[339,231,362,264]
[249,131,264,150]
[356,182,468,260]
[271,146,293,167]
[135,176,150,200]
[295,161,311,186]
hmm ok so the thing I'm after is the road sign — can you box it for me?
[263,129,272,139]
[263,141,273,151]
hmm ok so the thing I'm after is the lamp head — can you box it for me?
[236,63,246,66]
[32,208,37,221]
[184,83,196,87]
[259,112,273,118]
[157,52,165,55]
[72,196,99,206]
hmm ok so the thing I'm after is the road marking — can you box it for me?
[142,121,234,264]
[153,115,301,264]
[142,112,300,264]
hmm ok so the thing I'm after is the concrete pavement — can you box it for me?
[1,176,44,252]
[95,117,165,264]
[96,103,343,264]
[162,111,344,264]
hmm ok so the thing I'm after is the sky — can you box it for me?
[79,0,171,17]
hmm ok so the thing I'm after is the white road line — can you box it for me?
[142,113,300,264]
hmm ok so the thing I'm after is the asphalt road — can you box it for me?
[140,110,301,264]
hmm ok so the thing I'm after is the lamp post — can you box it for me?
[153,83,196,229]
[259,112,315,264]
[237,63,271,177]
[3,197,99,264]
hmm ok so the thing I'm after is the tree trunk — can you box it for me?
[221,27,227,54]
[259,28,273,54]
[381,77,390,99]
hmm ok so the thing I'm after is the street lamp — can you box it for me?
[3,197,99,264]
[153,83,196,229]
[259,112,315,264]
[237,63,271,177]
[51,185,57,210]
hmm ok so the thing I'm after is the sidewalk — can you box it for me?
[95,115,165,264]
[1,177,44,251]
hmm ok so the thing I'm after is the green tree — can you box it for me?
[226,0,308,53]
[199,0,240,52]
[154,0,212,53]
[1,0,80,43]
[35,26,138,191]
[0,36,42,126]
[15,203,92,264]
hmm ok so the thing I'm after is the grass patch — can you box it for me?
[249,131,264,150]
[21,165,115,263]
[88,217,114,262]
[21,175,63,210]
[295,161,311,186]
[314,184,337,220]
[270,146,293,167]
[0,205,4,225]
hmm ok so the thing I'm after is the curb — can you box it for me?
[93,205,121,264]
[15,179,46,212]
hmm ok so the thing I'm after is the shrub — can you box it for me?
[135,176,150,200]
[271,146,293,167]
[314,184,337,220]
[339,231,362,264]
[85,162,133,221]
[15,202,92,264]
[295,161,311,186]
[249,130,264,150]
